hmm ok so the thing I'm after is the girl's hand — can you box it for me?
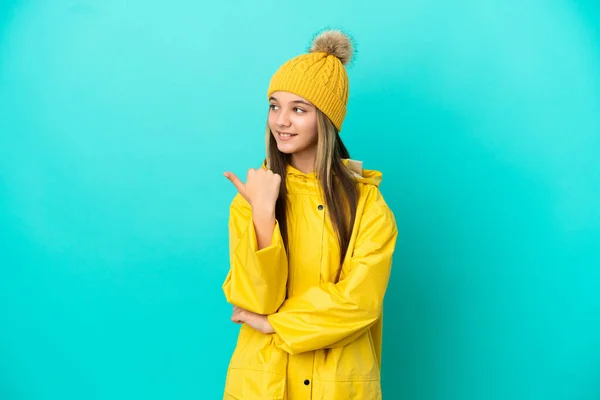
[231,306,275,334]
[224,168,281,211]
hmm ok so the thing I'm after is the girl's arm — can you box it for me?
[222,193,288,315]
[266,204,398,355]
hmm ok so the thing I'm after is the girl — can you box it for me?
[222,29,398,400]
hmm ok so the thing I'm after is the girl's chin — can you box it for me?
[276,143,298,154]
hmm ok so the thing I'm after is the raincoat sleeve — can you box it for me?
[222,193,288,315]
[267,204,397,355]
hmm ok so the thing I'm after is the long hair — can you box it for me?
[265,109,358,282]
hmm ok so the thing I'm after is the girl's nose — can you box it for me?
[276,110,291,127]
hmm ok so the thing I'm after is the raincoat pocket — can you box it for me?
[312,330,382,399]
[224,367,285,400]
[312,378,382,400]
[224,325,287,399]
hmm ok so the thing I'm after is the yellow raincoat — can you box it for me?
[222,160,398,400]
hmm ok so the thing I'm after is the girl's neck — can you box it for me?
[290,152,316,175]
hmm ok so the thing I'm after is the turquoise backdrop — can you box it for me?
[1,1,599,399]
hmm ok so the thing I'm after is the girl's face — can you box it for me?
[268,91,318,159]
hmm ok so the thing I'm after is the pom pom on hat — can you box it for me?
[310,30,354,66]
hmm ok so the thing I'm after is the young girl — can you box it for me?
[222,29,398,400]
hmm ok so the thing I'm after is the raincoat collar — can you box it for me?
[262,158,382,188]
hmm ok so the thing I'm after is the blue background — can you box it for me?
[1,1,599,399]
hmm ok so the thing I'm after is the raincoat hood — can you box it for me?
[343,159,382,187]
[264,158,383,188]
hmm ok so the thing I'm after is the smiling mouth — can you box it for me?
[278,131,297,138]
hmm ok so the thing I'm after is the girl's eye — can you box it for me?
[294,107,305,113]
[269,104,279,110]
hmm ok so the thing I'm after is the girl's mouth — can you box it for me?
[278,132,297,141]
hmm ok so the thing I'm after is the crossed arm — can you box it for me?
[223,193,398,355]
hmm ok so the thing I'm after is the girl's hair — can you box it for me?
[265,109,358,282]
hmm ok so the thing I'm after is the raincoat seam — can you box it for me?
[228,366,286,376]
[319,198,326,283]
[314,378,380,383]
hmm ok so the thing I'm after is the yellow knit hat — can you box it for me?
[267,30,354,132]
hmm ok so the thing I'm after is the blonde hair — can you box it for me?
[265,109,358,281]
